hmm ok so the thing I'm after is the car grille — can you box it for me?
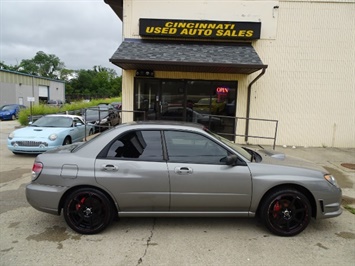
[12,141,48,147]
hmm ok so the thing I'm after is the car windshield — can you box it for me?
[1,105,16,111]
[31,116,73,128]
[204,129,253,161]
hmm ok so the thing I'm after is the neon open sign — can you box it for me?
[216,87,229,94]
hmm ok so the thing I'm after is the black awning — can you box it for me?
[110,39,267,75]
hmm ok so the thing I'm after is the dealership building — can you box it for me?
[105,0,354,148]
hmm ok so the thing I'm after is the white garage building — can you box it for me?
[0,69,65,107]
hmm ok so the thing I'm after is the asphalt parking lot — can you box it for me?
[0,120,354,266]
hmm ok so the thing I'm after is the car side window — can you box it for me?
[106,130,164,161]
[164,130,228,164]
[73,117,83,126]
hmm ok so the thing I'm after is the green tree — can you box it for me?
[0,61,20,71]
[19,51,65,79]
[68,66,121,99]
[59,68,75,81]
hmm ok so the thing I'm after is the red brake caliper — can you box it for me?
[76,197,86,211]
[273,201,281,218]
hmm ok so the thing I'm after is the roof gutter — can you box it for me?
[244,67,267,142]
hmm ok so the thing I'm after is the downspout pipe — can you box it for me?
[244,68,267,142]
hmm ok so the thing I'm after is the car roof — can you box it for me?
[123,120,205,130]
[44,114,83,119]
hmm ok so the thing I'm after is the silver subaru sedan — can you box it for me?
[26,121,342,236]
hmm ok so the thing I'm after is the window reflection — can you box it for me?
[165,131,228,164]
[107,131,163,161]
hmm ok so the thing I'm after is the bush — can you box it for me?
[18,97,121,126]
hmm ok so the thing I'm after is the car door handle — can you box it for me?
[102,164,118,171]
[175,167,193,175]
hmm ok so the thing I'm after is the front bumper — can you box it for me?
[315,187,343,219]
[0,114,12,120]
[7,139,62,154]
[8,145,57,154]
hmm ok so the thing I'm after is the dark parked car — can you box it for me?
[84,106,120,132]
[26,122,342,236]
[111,102,122,110]
[0,104,26,120]
[47,100,64,107]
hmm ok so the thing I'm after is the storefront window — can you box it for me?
[134,78,237,139]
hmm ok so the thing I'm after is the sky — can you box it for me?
[0,0,123,74]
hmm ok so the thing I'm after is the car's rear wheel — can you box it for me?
[11,114,16,120]
[63,136,71,145]
[63,188,114,234]
[260,189,311,236]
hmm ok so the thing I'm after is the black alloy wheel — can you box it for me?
[260,189,311,236]
[63,188,114,234]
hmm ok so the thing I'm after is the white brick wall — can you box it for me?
[252,1,355,147]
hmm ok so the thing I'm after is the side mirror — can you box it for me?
[75,122,83,126]
[221,155,238,166]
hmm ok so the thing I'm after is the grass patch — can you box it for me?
[18,97,121,126]
[344,205,355,215]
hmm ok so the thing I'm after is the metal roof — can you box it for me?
[109,39,267,75]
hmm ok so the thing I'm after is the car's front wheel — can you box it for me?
[63,188,114,234]
[62,137,71,145]
[260,188,311,236]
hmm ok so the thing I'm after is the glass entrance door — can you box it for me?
[160,80,185,121]
[134,79,160,121]
[134,79,186,121]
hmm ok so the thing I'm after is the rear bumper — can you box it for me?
[26,183,68,215]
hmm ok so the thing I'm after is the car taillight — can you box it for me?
[31,162,43,181]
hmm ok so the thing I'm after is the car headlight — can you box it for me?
[8,132,15,140]
[324,174,339,188]
[49,134,58,141]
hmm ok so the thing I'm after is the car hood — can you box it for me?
[256,149,327,173]
[12,127,69,139]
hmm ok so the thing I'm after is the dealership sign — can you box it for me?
[139,19,261,40]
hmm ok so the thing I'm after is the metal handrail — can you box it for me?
[83,108,278,149]
[207,115,279,149]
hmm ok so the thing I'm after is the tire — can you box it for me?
[63,137,72,145]
[260,189,311,237]
[63,188,114,234]
[11,114,16,120]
